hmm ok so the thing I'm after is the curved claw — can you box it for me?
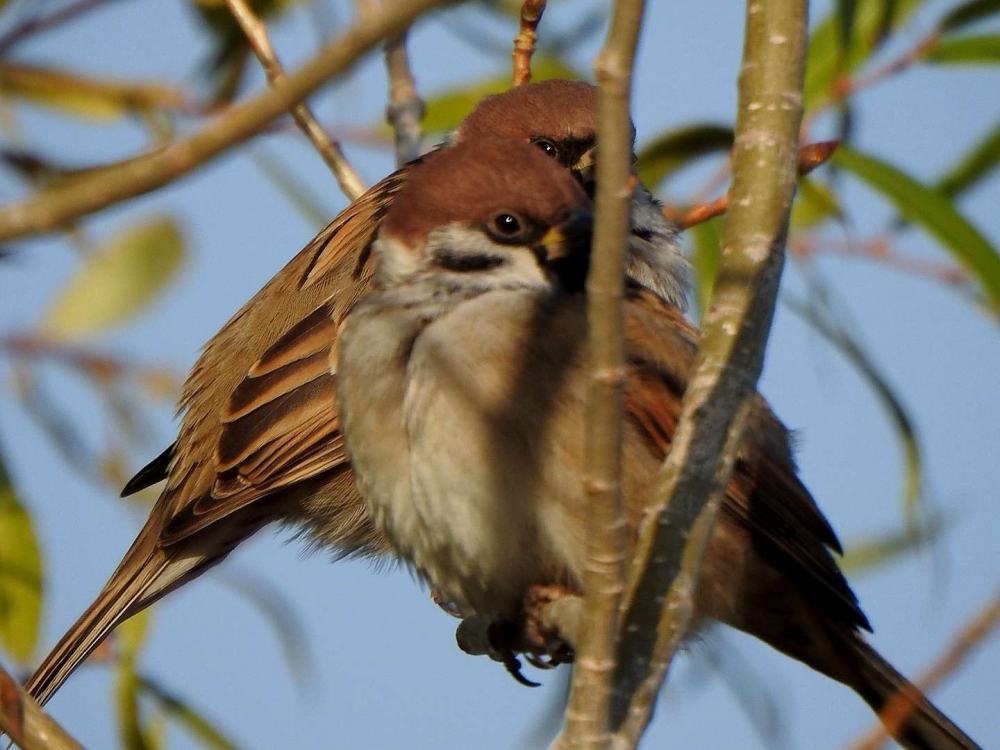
[502,653,540,687]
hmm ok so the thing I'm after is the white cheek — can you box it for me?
[373,236,423,287]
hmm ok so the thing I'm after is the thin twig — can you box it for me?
[0,662,85,750]
[383,30,425,167]
[0,0,447,242]
[0,0,123,57]
[555,3,645,749]
[512,0,547,86]
[609,1,808,745]
[225,0,366,200]
[850,589,1000,750]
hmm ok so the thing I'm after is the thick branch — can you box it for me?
[556,2,645,748]
[0,0,448,242]
[225,0,366,200]
[0,663,84,750]
[610,1,807,744]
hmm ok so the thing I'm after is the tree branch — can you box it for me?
[383,30,425,167]
[225,0,366,200]
[556,2,645,748]
[0,662,84,750]
[0,0,449,242]
[609,1,808,744]
[511,0,547,86]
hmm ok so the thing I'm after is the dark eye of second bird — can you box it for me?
[532,139,559,159]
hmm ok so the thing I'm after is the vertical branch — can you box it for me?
[512,0,547,86]
[225,0,366,200]
[556,2,645,748]
[383,30,425,167]
[0,663,84,750]
[610,0,808,744]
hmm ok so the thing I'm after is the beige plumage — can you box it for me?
[25,79,689,706]
[336,138,979,750]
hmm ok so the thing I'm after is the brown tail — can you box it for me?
[23,521,229,706]
[845,638,980,750]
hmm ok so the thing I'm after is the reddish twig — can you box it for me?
[511,0,547,86]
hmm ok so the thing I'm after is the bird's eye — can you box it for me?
[532,139,560,159]
[491,212,524,237]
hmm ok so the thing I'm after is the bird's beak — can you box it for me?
[573,148,597,190]
[539,209,593,293]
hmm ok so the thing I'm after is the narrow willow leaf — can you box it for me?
[925,34,1000,64]
[790,177,843,229]
[138,675,240,750]
[841,517,947,574]
[687,215,723,322]
[0,452,43,662]
[0,64,185,120]
[785,296,923,524]
[835,0,859,53]
[634,124,734,190]
[115,610,157,750]
[804,0,926,112]
[939,0,1000,31]
[937,122,1000,198]
[42,216,185,339]
[417,57,582,135]
[832,146,1000,314]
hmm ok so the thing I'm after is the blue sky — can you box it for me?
[1,1,998,748]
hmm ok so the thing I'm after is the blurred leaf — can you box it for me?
[939,0,1000,31]
[634,124,734,189]
[418,57,582,134]
[216,568,316,691]
[937,122,1000,198]
[116,609,157,750]
[790,177,843,229]
[832,146,1000,314]
[42,217,185,339]
[841,516,948,574]
[687,215,723,322]
[924,34,1000,64]
[251,147,330,229]
[0,451,43,662]
[0,64,186,120]
[804,0,925,112]
[138,675,241,750]
[785,295,923,524]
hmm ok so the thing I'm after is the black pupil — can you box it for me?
[535,140,558,157]
[496,214,520,234]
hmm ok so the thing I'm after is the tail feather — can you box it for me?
[24,528,172,707]
[848,639,980,750]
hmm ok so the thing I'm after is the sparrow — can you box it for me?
[336,138,979,750]
[25,79,688,706]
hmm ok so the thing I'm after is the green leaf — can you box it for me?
[939,0,1000,32]
[42,216,185,339]
[925,34,1000,64]
[0,452,43,662]
[936,122,1000,198]
[634,124,734,190]
[785,296,923,524]
[841,517,947,574]
[138,675,240,750]
[831,145,1000,314]
[417,57,583,135]
[687,215,723,322]
[790,177,843,229]
[116,609,157,750]
[804,0,926,112]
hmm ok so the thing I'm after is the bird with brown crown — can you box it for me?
[24,79,689,707]
[337,138,979,750]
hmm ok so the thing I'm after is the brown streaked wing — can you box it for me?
[622,290,867,631]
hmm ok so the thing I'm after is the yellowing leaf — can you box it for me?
[635,124,734,190]
[790,177,843,229]
[0,450,43,663]
[0,64,186,121]
[42,217,185,339]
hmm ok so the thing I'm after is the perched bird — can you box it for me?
[337,138,979,750]
[25,79,687,706]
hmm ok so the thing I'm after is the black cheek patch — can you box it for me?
[433,251,504,272]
